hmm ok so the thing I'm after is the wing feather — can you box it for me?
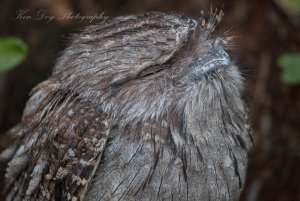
[1,81,110,201]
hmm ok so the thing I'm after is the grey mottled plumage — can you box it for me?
[0,10,252,201]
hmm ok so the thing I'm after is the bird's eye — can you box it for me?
[138,65,166,78]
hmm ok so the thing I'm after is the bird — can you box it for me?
[0,10,252,201]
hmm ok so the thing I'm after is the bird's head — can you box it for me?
[52,10,244,123]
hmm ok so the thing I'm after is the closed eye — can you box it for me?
[138,64,167,78]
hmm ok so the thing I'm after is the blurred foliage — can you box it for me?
[0,37,27,73]
[278,53,300,85]
[275,0,300,18]
[276,0,300,11]
[286,0,300,9]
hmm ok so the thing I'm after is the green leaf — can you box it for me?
[275,0,300,16]
[0,37,28,73]
[287,0,300,10]
[278,53,300,85]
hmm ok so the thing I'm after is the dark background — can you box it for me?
[0,0,299,200]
